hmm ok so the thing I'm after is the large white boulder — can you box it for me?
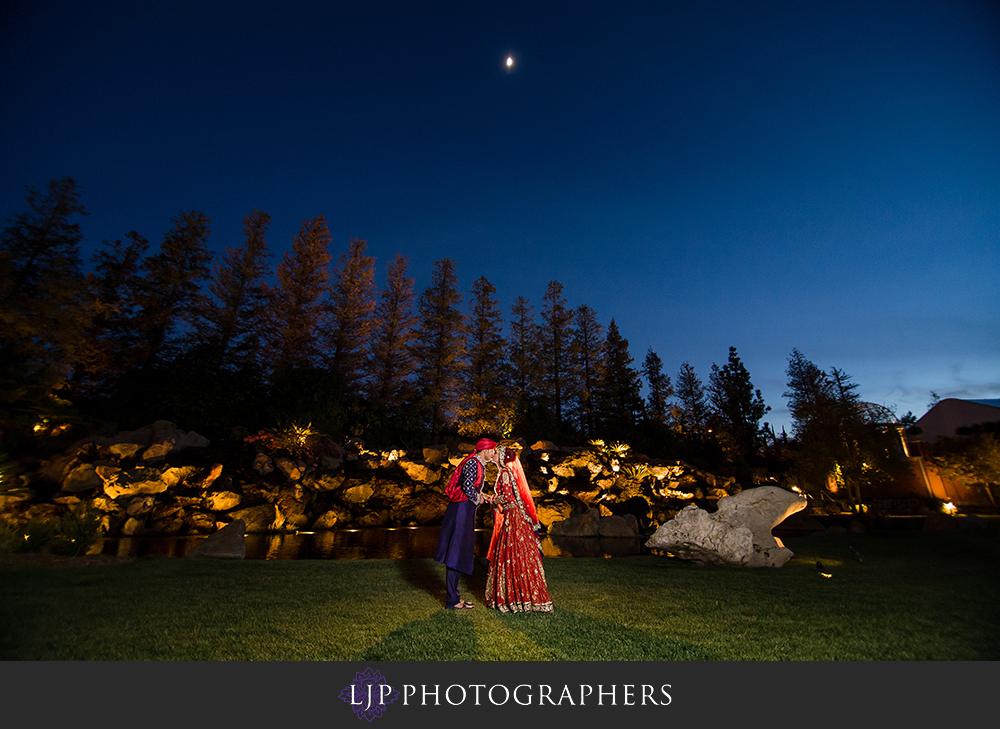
[646,486,807,567]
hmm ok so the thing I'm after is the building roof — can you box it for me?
[913,398,1000,443]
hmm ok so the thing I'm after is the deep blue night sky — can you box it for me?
[2,0,998,433]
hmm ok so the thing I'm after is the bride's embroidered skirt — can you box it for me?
[485,516,553,613]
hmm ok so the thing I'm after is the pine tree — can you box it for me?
[0,177,86,299]
[368,253,417,410]
[539,280,573,433]
[201,209,272,373]
[324,237,376,389]
[675,361,711,443]
[411,258,466,435]
[457,275,510,437]
[131,210,214,370]
[73,231,150,393]
[595,318,643,440]
[642,347,674,425]
[782,349,839,491]
[569,304,604,439]
[707,346,770,478]
[0,177,93,416]
[785,354,911,512]
[261,216,332,381]
[507,295,542,430]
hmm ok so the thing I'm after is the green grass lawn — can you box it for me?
[2,529,998,660]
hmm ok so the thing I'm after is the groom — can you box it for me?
[434,438,498,609]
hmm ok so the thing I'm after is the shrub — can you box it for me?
[4,503,104,556]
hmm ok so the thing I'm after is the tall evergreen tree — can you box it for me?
[0,177,93,398]
[595,318,643,440]
[411,258,466,436]
[783,354,908,512]
[368,253,417,410]
[642,347,673,425]
[539,280,573,433]
[507,295,543,431]
[675,361,711,442]
[0,177,85,299]
[457,275,510,436]
[73,231,149,394]
[782,349,838,491]
[569,304,604,439]
[261,216,332,381]
[201,209,272,373]
[707,346,770,478]
[131,210,214,370]
[324,237,376,389]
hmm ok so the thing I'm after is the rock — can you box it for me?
[357,510,390,528]
[230,504,282,532]
[622,513,639,534]
[160,466,198,488]
[100,467,169,499]
[274,457,304,481]
[302,473,347,492]
[62,464,103,493]
[598,515,636,538]
[550,463,577,479]
[141,442,173,462]
[557,451,605,477]
[275,486,309,529]
[106,442,141,460]
[0,488,33,510]
[184,511,216,533]
[152,516,185,535]
[320,455,344,471]
[252,453,274,475]
[389,490,450,525]
[422,446,449,465]
[191,463,224,489]
[848,520,867,534]
[312,508,347,529]
[534,495,587,530]
[203,490,242,511]
[531,440,558,452]
[126,495,157,516]
[37,452,84,485]
[646,504,754,566]
[714,485,807,567]
[550,508,600,538]
[151,502,184,520]
[342,483,375,504]
[397,459,441,485]
[105,420,208,461]
[185,519,246,559]
[89,496,119,513]
[121,517,145,536]
[646,486,807,567]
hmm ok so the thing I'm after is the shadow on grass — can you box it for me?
[396,557,491,609]
[351,602,721,661]
[352,608,482,661]
[496,608,723,661]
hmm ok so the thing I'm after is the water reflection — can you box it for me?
[99,527,647,560]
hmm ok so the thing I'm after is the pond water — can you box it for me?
[97,526,649,560]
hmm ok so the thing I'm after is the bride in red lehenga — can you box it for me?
[485,442,554,613]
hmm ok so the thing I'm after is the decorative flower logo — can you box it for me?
[339,667,399,722]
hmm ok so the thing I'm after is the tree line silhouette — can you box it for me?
[1,177,911,497]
